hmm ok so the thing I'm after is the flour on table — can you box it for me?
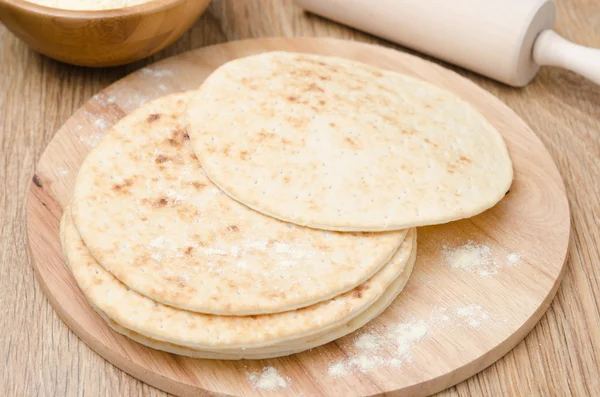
[248,367,288,391]
[57,167,69,176]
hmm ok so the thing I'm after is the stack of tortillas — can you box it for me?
[61,52,513,360]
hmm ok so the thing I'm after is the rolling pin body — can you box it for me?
[297,0,556,86]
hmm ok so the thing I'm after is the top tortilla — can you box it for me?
[71,92,405,315]
[185,51,513,231]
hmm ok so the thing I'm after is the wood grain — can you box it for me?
[1,0,599,396]
[26,37,570,397]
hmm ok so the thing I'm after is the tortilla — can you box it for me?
[70,92,406,315]
[185,52,513,231]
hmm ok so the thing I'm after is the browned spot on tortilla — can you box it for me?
[287,117,308,129]
[424,138,439,147]
[256,130,276,142]
[112,178,134,194]
[298,57,329,68]
[191,181,206,189]
[222,145,231,156]
[352,284,369,299]
[458,155,472,164]
[306,83,324,93]
[318,244,332,252]
[281,137,292,145]
[401,128,416,135]
[283,176,290,183]
[318,99,326,106]
[185,246,193,255]
[329,122,336,128]
[371,70,383,77]
[168,127,188,148]
[155,154,170,164]
[151,177,159,182]
[227,225,239,232]
[147,113,160,122]
[344,136,362,150]
[141,217,147,221]
[317,74,331,81]
[240,150,249,160]
[152,197,169,208]
[287,95,298,102]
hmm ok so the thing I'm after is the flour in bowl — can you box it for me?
[24,0,154,11]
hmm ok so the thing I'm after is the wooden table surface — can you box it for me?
[1,1,599,396]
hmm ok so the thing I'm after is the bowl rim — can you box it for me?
[2,0,191,18]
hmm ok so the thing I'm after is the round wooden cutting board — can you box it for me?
[26,38,570,397]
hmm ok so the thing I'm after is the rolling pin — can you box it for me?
[296,0,600,87]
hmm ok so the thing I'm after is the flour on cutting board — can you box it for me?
[141,67,174,78]
[79,133,107,148]
[248,366,288,391]
[327,304,492,378]
[443,240,523,277]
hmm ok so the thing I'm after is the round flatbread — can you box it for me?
[62,207,416,349]
[96,240,415,360]
[185,51,513,232]
[70,92,406,315]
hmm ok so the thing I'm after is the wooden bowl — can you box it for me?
[0,0,211,67]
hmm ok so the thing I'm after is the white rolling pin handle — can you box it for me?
[533,29,600,85]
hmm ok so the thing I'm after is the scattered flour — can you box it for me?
[456,305,489,327]
[328,361,348,377]
[141,68,174,78]
[349,354,384,373]
[391,320,428,357]
[95,118,110,130]
[355,333,381,351]
[107,96,117,104]
[79,133,106,148]
[57,167,69,176]
[443,241,498,277]
[248,367,287,391]
[507,253,521,265]
[327,304,492,378]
